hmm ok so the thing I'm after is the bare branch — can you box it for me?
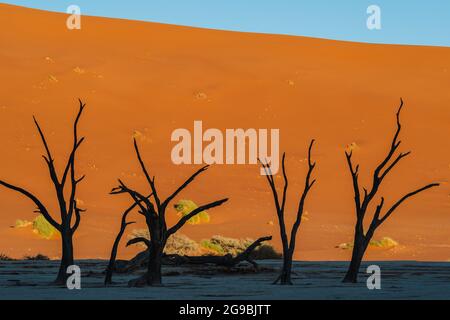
[0,180,60,230]
[289,139,316,252]
[259,156,290,257]
[280,153,288,213]
[161,165,209,210]
[75,175,86,184]
[111,181,156,218]
[66,100,87,223]
[167,198,228,236]
[366,197,385,237]
[378,183,439,224]
[133,139,161,212]
[71,204,86,232]
[374,98,404,178]
[117,199,143,229]
[33,116,63,195]
[362,98,405,211]
[342,98,441,283]
[379,151,411,181]
[345,151,362,213]
[33,116,55,170]
[104,200,139,285]
[258,158,282,214]
[127,237,151,248]
[61,138,85,186]
[232,236,273,264]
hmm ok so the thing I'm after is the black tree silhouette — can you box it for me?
[343,98,439,283]
[260,140,316,285]
[0,99,87,284]
[110,139,228,286]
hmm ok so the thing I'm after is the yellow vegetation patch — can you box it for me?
[336,237,399,250]
[13,215,59,240]
[174,199,210,225]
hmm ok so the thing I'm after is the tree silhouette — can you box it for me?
[0,99,87,284]
[343,99,439,283]
[111,139,228,286]
[104,201,138,285]
[260,140,316,285]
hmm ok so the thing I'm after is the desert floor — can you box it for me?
[1,260,450,300]
[0,4,449,262]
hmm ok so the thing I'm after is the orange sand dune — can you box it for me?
[0,4,449,261]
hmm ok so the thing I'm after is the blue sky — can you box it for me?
[3,0,450,47]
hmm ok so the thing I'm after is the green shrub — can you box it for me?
[14,219,32,228]
[32,215,58,240]
[174,200,210,225]
[13,215,58,240]
[369,237,399,248]
[336,237,399,250]
[200,240,225,255]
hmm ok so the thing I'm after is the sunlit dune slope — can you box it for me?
[0,4,449,261]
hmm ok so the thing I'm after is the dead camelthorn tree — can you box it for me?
[110,139,228,287]
[343,98,439,283]
[104,202,138,285]
[0,99,87,284]
[104,192,152,285]
[260,140,316,285]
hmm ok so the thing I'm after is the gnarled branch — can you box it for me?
[167,198,229,236]
[105,201,138,285]
[0,180,60,230]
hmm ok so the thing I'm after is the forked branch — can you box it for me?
[260,140,317,285]
[346,98,440,237]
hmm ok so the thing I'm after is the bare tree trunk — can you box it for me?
[261,140,317,285]
[343,234,367,283]
[104,232,122,286]
[147,244,163,286]
[55,230,74,285]
[278,252,293,285]
[105,202,137,286]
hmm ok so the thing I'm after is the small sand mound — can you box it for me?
[345,142,360,153]
[195,92,207,100]
[336,237,399,250]
[48,75,58,83]
[369,237,399,248]
[73,66,86,74]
